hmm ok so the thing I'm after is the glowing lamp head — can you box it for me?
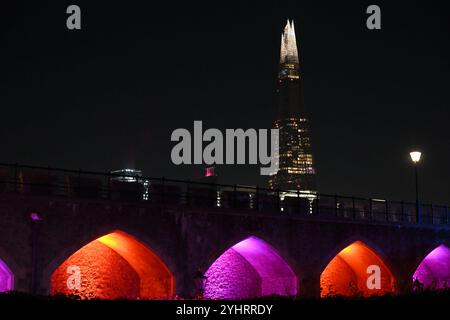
[410,151,422,163]
[30,212,41,221]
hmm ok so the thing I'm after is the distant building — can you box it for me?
[199,166,218,184]
[110,168,142,182]
[110,168,149,200]
[269,20,317,194]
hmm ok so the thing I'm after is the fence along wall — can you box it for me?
[0,163,448,226]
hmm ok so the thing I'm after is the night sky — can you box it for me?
[0,1,449,204]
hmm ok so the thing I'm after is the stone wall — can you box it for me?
[0,193,449,298]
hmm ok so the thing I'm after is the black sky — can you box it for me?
[0,1,449,204]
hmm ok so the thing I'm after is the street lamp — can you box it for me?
[193,270,208,299]
[30,212,43,294]
[409,151,422,223]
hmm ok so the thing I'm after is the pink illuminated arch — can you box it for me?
[0,258,14,292]
[413,244,450,290]
[203,236,297,299]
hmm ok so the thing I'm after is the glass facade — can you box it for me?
[269,20,317,192]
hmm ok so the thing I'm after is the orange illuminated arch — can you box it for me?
[51,230,174,299]
[320,241,395,297]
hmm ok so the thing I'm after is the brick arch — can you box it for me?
[413,244,450,289]
[0,258,14,292]
[200,232,301,278]
[203,235,297,299]
[0,246,16,292]
[320,240,396,297]
[409,241,449,273]
[318,235,394,274]
[49,230,174,299]
[199,233,265,275]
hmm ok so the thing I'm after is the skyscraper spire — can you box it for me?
[280,19,299,64]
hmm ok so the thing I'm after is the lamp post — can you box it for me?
[30,212,42,294]
[409,151,422,223]
[193,270,208,299]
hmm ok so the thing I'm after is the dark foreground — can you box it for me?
[1,291,449,319]
[2,290,450,300]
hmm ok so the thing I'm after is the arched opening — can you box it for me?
[320,241,395,297]
[203,236,297,299]
[0,258,14,292]
[51,230,174,299]
[413,244,450,290]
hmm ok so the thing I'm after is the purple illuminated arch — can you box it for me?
[204,236,297,299]
[413,245,450,289]
[0,259,14,292]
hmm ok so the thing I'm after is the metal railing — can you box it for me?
[0,163,448,226]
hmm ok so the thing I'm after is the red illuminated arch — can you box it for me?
[51,230,174,299]
[320,241,395,297]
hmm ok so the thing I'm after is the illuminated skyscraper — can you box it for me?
[269,20,317,192]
